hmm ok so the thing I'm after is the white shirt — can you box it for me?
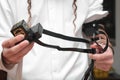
[0,0,108,80]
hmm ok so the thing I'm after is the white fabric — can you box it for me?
[0,0,108,80]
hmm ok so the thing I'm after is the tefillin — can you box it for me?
[11,18,109,80]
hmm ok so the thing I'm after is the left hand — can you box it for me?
[89,42,114,71]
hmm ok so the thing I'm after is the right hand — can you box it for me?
[1,35,34,69]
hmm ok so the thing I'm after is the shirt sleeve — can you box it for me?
[0,0,22,80]
[85,0,109,23]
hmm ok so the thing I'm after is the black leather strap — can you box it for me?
[10,19,110,80]
[37,28,108,54]
[43,29,90,43]
[34,39,96,53]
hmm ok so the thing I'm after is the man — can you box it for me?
[0,0,113,80]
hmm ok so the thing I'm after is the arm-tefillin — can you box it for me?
[11,20,43,42]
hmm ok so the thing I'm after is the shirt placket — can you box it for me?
[48,0,59,80]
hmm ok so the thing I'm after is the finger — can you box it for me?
[2,35,25,48]
[95,63,112,71]
[90,43,96,48]
[3,42,34,64]
[89,53,113,61]
[7,40,30,56]
[89,47,113,60]
[3,40,29,58]
[2,40,29,64]
[94,58,113,66]
[90,43,102,53]
[89,53,112,61]
[15,42,34,60]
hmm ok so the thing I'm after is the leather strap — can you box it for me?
[10,19,110,80]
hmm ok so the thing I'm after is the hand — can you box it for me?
[1,35,34,69]
[89,43,114,71]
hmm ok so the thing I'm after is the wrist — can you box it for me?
[1,52,15,70]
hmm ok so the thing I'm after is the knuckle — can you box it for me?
[96,56,101,60]
[10,58,18,64]
[9,49,15,54]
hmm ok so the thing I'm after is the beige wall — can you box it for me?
[113,0,120,74]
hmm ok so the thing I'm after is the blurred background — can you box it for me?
[94,0,120,80]
[113,0,120,75]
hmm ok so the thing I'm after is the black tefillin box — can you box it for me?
[11,20,43,42]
